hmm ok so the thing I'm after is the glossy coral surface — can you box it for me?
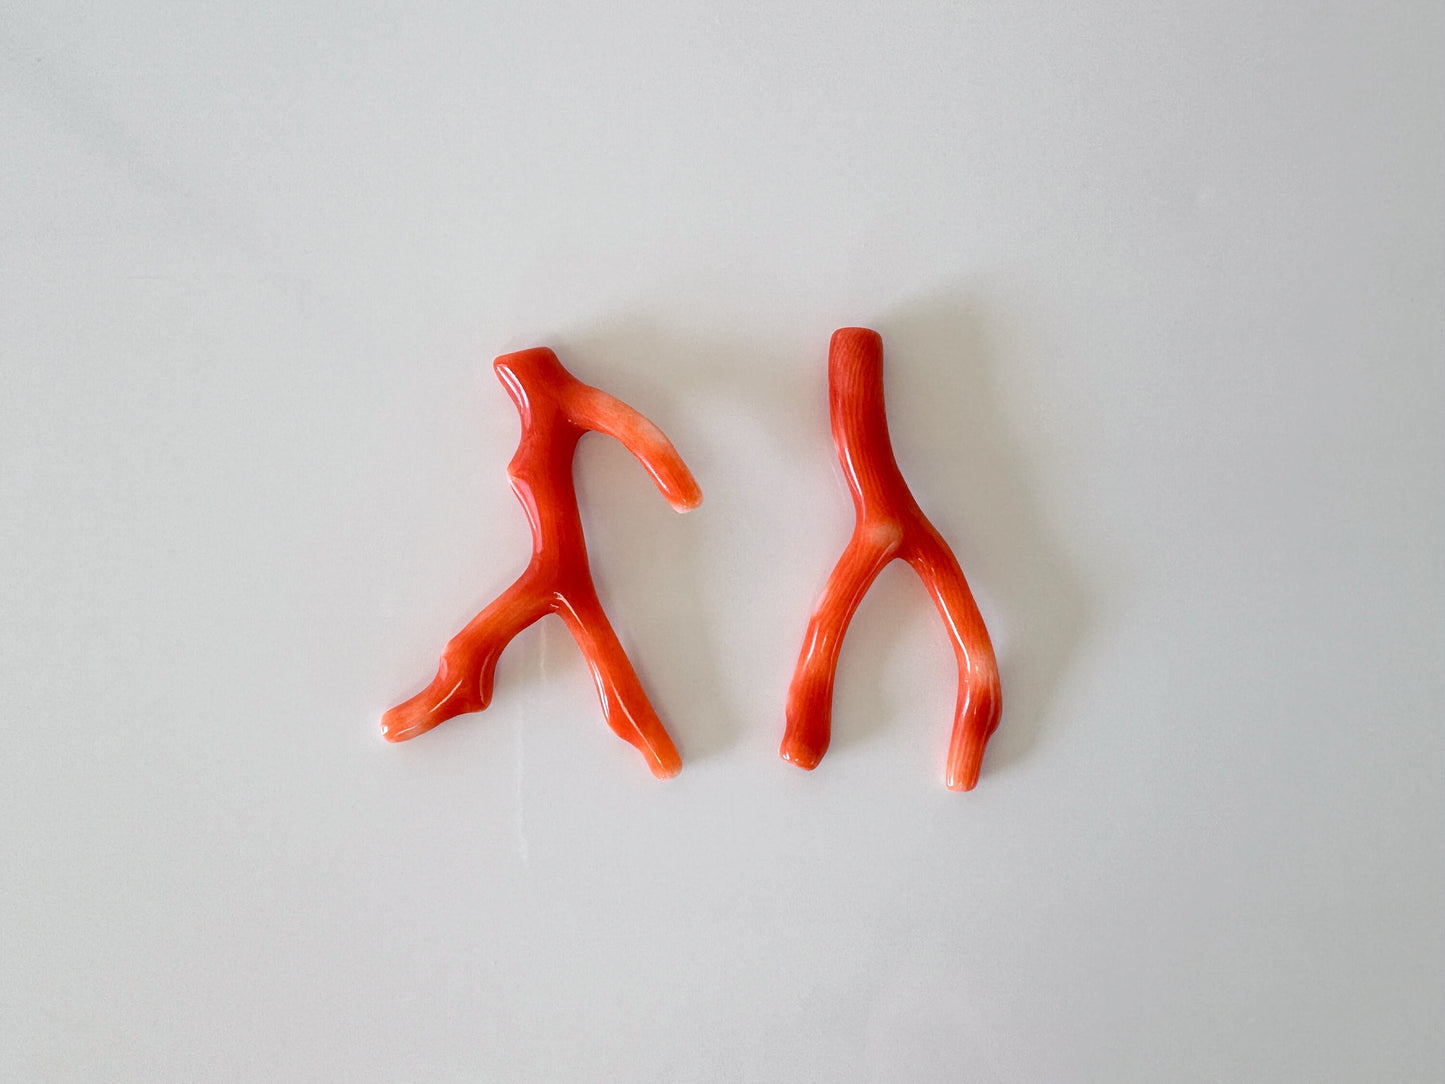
[781,328,1002,790]
[382,348,701,778]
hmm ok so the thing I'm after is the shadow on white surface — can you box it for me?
[869,294,1094,779]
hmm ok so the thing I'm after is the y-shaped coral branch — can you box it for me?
[781,328,1001,790]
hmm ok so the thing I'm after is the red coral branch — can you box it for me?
[383,347,701,779]
[781,328,1002,790]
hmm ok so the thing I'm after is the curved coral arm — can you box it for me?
[906,526,1002,791]
[568,383,702,512]
[554,581,683,778]
[780,328,1001,790]
[780,532,897,770]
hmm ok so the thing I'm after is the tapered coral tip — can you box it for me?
[380,677,466,743]
[945,737,985,791]
[380,706,417,743]
[673,481,703,513]
[780,739,824,771]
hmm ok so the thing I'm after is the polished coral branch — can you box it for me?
[781,328,1002,790]
[382,347,701,778]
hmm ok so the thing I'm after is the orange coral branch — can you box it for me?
[382,347,700,778]
[781,328,1001,790]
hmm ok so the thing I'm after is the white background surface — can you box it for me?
[3,3,1442,1080]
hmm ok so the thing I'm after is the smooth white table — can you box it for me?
[3,4,1441,1079]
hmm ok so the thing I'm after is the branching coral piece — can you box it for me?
[383,348,701,778]
[781,328,1001,790]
